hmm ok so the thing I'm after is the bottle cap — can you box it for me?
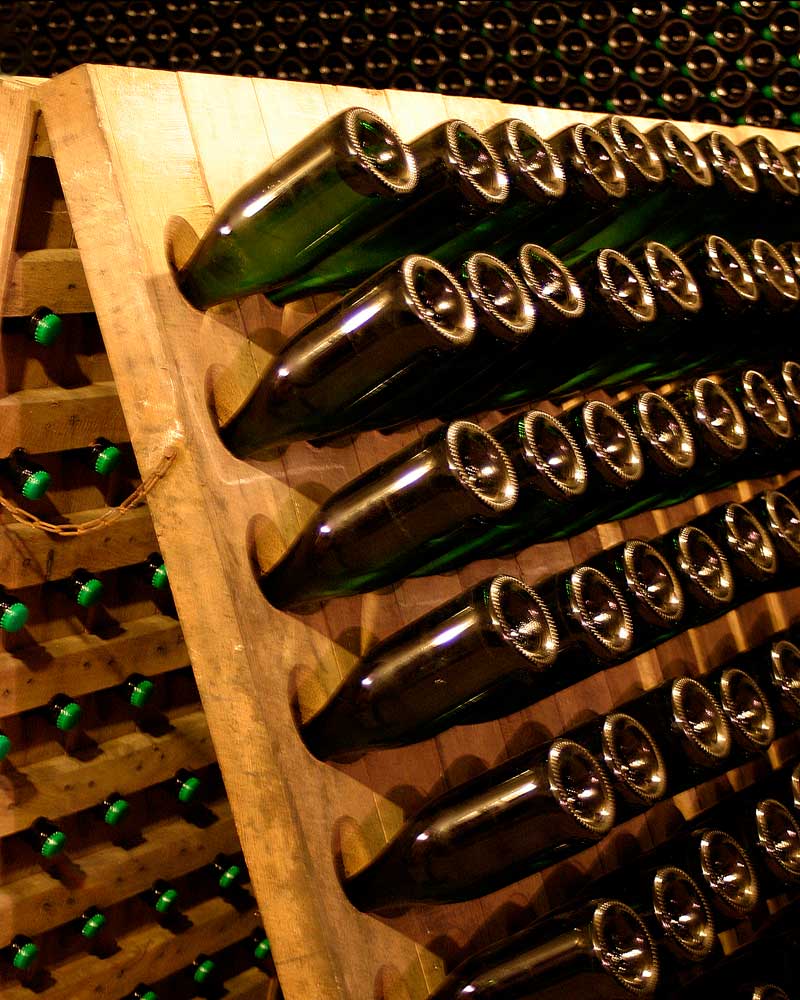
[40,829,67,858]
[12,941,38,970]
[0,733,11,760]
[94,444,122,476]
[762,84,775,98]
[151,563,169,590]
[21,470,51,500]
[55,701,82,731]
[0,601,28,633]
[154,887,178,913]
[218,863,242,890]
[177,775,202,803]
[76,577,104,608]
[127,677,155,709]
[253,934,271,960]
[32,311,62,346]
[80,912,107,939]
[103,797,130,826]
[193,959,216,984]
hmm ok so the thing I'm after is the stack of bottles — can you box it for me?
[168,105,800,1000]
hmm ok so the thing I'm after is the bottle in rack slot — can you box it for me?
[66,568,105,609]
[68,906,114,958]
[342,737,616,911]
[141,878,182,929]
[1,936,39,981]
[174,106,419,309]
[82,437,123,477]
[26,306,62,347]
[301,574,559,757]
[175,954,221,998]
[554,26,595,64]
[427,899,659,1000]
[753,488,800,587]
[746,635,800,737]
[0,448,51,500]
[680,44,727,84]
[251,928,273,971]
[630,1,670,30]
[736,37,784,76]
[691,501,778,604]
[725,368,794,473]
[96,791,140,847]
[703,665,776,762]
[603,21,646,62]
[259,421,517,610]
[25,816,68,864]
[0,587,28,634]
[44,692,82,735]
[218,255,476,454]
[738,240,799,328]
[125,985,158,1000]
[631,49,676,92]
[0,730,11,762]
[663,525,735,628]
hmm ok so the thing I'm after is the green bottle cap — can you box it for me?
[218,864,242,890]
[253,935,271,960]
[577,17,586,28]
[763,84,775,98]
[32,311,62,347]
[709,90,720,102]
[602,43,611,55]
[604,99,615,111]
[41,829,67,858]
[12,941,38,970]
[55,701,82,731]
[154,887,178,914]
[0,601,28,633]
[128,678,155,709]
[94,444,122,476]
[139,992,158,1000]
[762,27,774,41]
[791,112,800,125]
[629,68,640,80]
[76,577,104,608]
[193,959,216,984]
[553,49,563,60]
[21,470,51,500]
[177,775,201,804]
[791,54,800,68]
[680,64,690,77]
[654,37,664,50]
[80,912,107,939]
[151,564,168,590]
[735,57,745,70]
[656,95,667,108]
[104,798,130,826]
[705,33,716,46]
[0,733,11,761]
[736,115,747,124]
[732,2,743,14]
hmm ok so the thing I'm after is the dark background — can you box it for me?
[1,1,798,131]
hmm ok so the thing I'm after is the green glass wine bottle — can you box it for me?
[218,255,476,456]
[259,421,517,610]
[27,306,63,347]
[174,106,418,308]
[0,587,28,634]
[0,448,51,500]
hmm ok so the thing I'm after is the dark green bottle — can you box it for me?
[2,936,39,979]
[738,133,800,242]
[67,568,105,609]
[738,239,799,325]
[777,358,800,423]
[752,488,800,588]
[664,524,736,627]
[736,36,784,76]
[704,665,776,761]
[45,693,83,734]
[83,437,123,477]
[218,255,476,456]
[175,106,418,309]
[0,587,28,634]
[725,368,794,474]
[142,879,181,926]
[70,906,113,956]
[0,730,11,762]
[596,114,666,196]
[26,816,68,863]
[259,420,518,610]
[127,986,158,1000]
[313,118,509,287]
[118,673,156,711]
[342,737,615,910]
[300,574,559,759]
[427,899,659,1000]
[0,448,51,500]
[746,633,800,737]
[27,306,63,347]
[691,500,778,604]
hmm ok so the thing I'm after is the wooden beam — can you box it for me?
[0,708,213,836]
[4,248,92,316]
[224,967,280,1000]
[0,614,186,716]
[0,381,128,455]
[0,84,36,321]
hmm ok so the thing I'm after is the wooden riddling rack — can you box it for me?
[29,65,800,1000]
[0,77,279,1000]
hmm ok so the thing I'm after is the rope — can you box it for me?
[0,447,177,535]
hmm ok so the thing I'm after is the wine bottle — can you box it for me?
[777,359,800,423]
[125,986,158,1000]
[1,937,39,979]
[762,6,800,48]
[218,255,476,455]
[173,768,203,806]
[707,14,755,52]
[658,75,704,115]
[25,816,68,863]
[680,42,727,82]
[567,710,668,817]
[45,693,82,734]
[752,798,800,894]
[691,500,778,602]
[603,80,652,115]
[554,25,594,64]
[26,306,62,347]
[175,106,418,309]
[0,448,51,500]
[763,66,800,105]
[69,906,113,957]
[67,568,105,609]
[739,134,800,237]
[142,879,182,928]
[259,421,517,610]
[0,730,11,763]
[82,437,123,477]
[656,17,700,55]
[622,676,733,791]
[704,665,776,759]
[631,48,676,90]
[530,1,567,37]
[663,525,735,626]
[579,53,624,93]
[578,0,619,35]
[747,635,800,736]
[427,899,659,1000]
[210,852,248,895]
[739,239,799,319]
[736,36,784,75]
[96,791,135,844]
[145,551,169,593]
[603,21,646,61]
[596,114,665,196]
[681,0,727,23]
[725,368,794,472]
[0,587,28,634]
[630,2,670,30]
[750,489,800,589]
[734,1,780,23]
[118,673,156,712]
[343,737,616,910]
[300,574,559,759]
[507,31,543,69]
[318,118,510,286]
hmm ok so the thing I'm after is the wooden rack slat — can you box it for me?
[37,66,800,1000]
[0,381,128,455]
[0,614,186,716]
[0,707,212,835]
[0,505,158,589]
[0,800,238,943]
[224,966,280,1000]
[0,85,36,320]
[4,248,92,316]
[0,896,259,1000]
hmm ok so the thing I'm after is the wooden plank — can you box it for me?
[0,83,36,321]
[0,708,212,835]
[38,66,800,1000]
[0,800,238,944]
[1,896,259,1000]
[0,381,128,454]
[4,248,92,316]
[0,614,186,715]
[224,967,280,1000]
[0,504,158,589]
